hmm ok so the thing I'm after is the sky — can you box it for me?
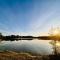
[0,0,60,36]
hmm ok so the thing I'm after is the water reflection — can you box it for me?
[0,39,53,55]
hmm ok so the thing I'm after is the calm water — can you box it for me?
[0,39,53,55]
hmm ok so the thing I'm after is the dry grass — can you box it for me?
[1,51,60,60]
[0,51,44,60]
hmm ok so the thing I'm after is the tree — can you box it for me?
[49,27,60,55]
[0,33,2,38]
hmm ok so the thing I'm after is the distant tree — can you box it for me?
[0,33,2,36]
[0,33,2,39]
[11,35,15,38]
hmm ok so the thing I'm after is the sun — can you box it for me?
[53,29,60,36]
[50,27,60,36]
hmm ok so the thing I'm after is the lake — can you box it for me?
[0,39,53,55]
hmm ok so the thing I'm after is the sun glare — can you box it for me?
[53,30,59,36]
[50,27,60,36]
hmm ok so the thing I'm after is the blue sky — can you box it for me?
[0,0,60,35]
